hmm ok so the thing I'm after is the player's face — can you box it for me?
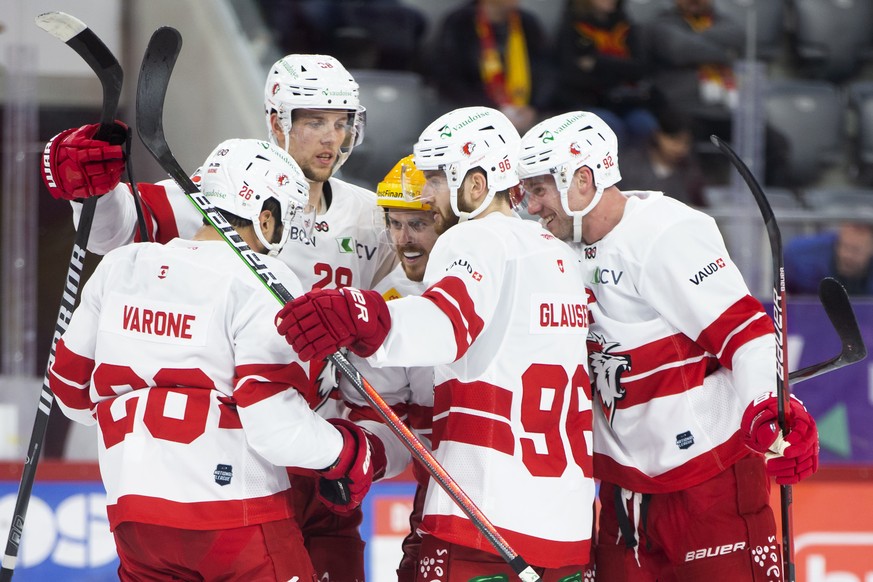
[836,224,873,278]
[522,174,574,241]
[421,170,459,235]
[385,209,439,282]
[285,109,354,183]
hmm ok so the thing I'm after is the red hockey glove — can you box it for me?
[741,392,820,483]
[276,287,391,362]
[317,418,385,514]
[766,443,819,485]
[42,121,128,200]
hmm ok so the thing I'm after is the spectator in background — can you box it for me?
[429,0,553,133]
[646,0,791,187]
[618,107,706,206]
[785,222,873,296]
[553,0,660,146]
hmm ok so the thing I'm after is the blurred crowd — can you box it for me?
[259,0,873,206]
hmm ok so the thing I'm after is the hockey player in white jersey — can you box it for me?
[518,111,820,581]
[48,139,376,581]
[40,54,393,581]
[340,155,436,581]
[277,107,596,580]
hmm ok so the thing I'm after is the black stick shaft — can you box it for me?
[2,13,122,581]
[711,135,794,582]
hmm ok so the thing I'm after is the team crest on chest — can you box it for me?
[588,333,631,426]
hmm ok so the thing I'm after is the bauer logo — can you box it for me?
[214,464,233,486]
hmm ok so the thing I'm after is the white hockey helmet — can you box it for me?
[201,138,314,256]
[263,54,365,173]
[413,106,520,222]
[519,111,621,242]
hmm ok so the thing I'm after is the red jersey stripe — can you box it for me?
[594,435,750,493]
[697,295,773,366]
[136,183,180,243]
[433,379,513,419]
[431,411,515,456]
[106,490,294,531]
[423,276,485,360]
[614,356,720,408]
[234,362,309,407]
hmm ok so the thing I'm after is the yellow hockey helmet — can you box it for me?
[376,154,430,210]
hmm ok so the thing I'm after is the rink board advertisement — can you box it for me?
[1,471,871,581]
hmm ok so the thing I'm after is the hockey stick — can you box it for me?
[712,134,797,581]
[1,13,123,582]
[136,27,543,582]
[788,277,866,383]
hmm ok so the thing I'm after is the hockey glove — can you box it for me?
[276,287,391,362]
[741,392,820,484]
[42,121,128,200]
[317,418,384,514]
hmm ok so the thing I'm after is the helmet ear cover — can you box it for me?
[413,106,521,222]
[200,138,314,256]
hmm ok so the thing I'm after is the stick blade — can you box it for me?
[819,277,867,364]
[136,27,188,188]
[35,11,86,41]
[35,11,122,128]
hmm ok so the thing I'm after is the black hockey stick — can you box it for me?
[712,135,796,581]
[1,13,123,582]
[136,27,543,582]
[789,277,866,383]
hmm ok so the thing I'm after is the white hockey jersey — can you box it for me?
[368,213,595,569]
[72,176,396,417]
[77,176,394,290]
[582,191,776,494]
[48,239,344,531]
[340,264,433,480]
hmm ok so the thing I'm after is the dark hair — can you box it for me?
[655,107,692,137]
[201,196,282,229]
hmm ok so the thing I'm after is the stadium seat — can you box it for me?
[624,0,673,24]
[339,70,436,188]
[398,0,468,47]
[714,0,785,61]
[848,81,873,185]
[333,3,428,71]
[801,187,873,211]
[518,0,565,38]
[790,0,873,82]
[764,79,845,186]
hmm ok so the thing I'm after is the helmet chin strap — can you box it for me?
[562,185,604,244]
[451,185,495,223]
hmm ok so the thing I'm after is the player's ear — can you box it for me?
[575,166,594,192]
[467,170,489,203]
[258,208,274,236]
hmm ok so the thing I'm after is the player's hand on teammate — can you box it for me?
[276,287,391,361]
[741,392,819,484]
[42,121,128,201]
[317,418,384,514]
